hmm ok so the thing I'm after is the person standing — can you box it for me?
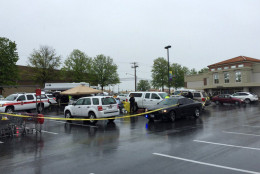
[129,94,135,113]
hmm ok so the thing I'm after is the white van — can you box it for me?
[126,92,167,110]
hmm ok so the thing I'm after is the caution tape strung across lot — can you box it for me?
[0,104,178,121]
[0,97,209,121]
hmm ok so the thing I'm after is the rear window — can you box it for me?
[130,93,142,97]
[47,94,54,98]
[193,93,201,97]
[92,98,99,105]
[102,97,116,105]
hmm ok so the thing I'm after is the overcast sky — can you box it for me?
[1,0,260,92]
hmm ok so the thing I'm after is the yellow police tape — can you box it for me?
[0,98,209,121]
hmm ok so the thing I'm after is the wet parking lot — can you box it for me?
[1,103,260,174]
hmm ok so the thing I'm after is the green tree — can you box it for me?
[189,68,197,75]
[198,67,209,74]
[151,57,168,91]
[62,49,92,82]
[0,37,19,89]
[137,80,151,91]
[92,54,120,91]
[28,46,61,86]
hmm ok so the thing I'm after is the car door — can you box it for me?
[184,98,196,115]
[15,95,26,110]
[142,93,151,108]
[148,93,161,107]
[79,98,92,117]
[26,94,35,110]
[176,98,189,117]
[72,98,85,116]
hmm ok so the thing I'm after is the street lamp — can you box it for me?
[165,45,171,94]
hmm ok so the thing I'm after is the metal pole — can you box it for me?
[135,66,137,91]
[167,48,170,94]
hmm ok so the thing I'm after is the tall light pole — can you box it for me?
[131,62,139,91]
[165,45,171,94]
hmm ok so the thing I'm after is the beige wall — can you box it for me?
[2,86,39,97]
[187,81,204,89]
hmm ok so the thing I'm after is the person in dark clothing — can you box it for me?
[186,91,193,99]
[129,94,135,113]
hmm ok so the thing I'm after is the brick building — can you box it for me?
[185,56,260,96]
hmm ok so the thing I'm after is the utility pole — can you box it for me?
[131,62,139,91]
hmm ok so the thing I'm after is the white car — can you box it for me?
[46,94,57,104]
[117,94,128,101]
[0,93,50,113]
[64,96,120,124]
[231,92,259,104]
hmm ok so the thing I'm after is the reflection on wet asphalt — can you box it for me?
[1,103,260,174]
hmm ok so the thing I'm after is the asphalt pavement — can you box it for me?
[1,103,260,174]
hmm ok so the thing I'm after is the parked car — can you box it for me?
[192,91,211,109]
[64,96,120,124]
[0,95,4,100]
[117,94,128,101]
[0,93,50,113]
[46,93,57,104]
[172,89,196,97]
[212,94,243,105]
[126,92,167,111]
[231,92,259,104]
[145,96,202,122]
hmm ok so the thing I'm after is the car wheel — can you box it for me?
[245,98,251,104]
[215,101,220,105]
[134,104,138,112]
[194,108,200,118]
[108,118,115,122]
[235,101,240,105]
[89,112,97,124]
[5,106,14,113]
[65,111,72,118]
[169,111,176,122]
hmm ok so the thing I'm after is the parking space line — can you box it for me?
[153,153,260,174]
[243,125,260,128]
[194,140,260,151]
[223,131,260,137]
[41,130,58,135]
[48,119,98,128]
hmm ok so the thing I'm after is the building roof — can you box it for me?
[208,56,260,67]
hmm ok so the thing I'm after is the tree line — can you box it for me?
[0,37,208,92]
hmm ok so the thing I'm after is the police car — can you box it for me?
[0,93,50,113]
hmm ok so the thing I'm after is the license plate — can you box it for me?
[150,114,154,118]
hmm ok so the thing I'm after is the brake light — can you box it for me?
[98,106,103,111]
[126,99,128,102]
[53,97,56,101]
[202,98,205,102]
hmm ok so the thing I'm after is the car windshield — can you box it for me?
[158,98,178,106]
[5,94,18,101]
[158,93,167,99]
[102,97,116,105]
[173,91,181,95]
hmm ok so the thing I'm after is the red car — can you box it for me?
[212,94,243,105]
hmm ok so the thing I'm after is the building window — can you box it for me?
[224,66,229,69]
[235,71,241,82]
[213,73,219,84]
[217,67,222,70]
[211,68,215,71]
[238,64,244,68]
[231,65,236,68]
[224,72,229,83]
